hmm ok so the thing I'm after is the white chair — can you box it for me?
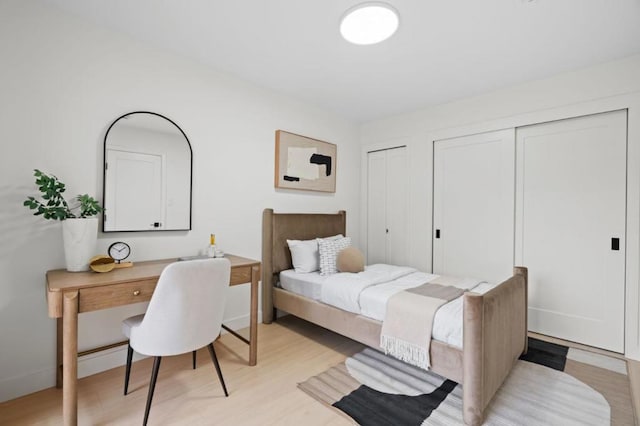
[122,258,231,426]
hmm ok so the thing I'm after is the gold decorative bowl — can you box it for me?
[89,255,115,273]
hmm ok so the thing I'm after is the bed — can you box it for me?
[261,209,528,426]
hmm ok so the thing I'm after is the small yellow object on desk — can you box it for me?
[89,255,115,273]
[114,261,134,269]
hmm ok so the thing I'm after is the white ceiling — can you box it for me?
[43,0,640,122]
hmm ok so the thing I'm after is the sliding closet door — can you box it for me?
[385,147,408,266]
[433,129,515,283]
[515,110,627,352]
[367,147,408,265]
[367,150,388,264]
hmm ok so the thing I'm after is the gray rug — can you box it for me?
[299,338,634,425]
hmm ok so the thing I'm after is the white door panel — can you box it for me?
[385,148,408,266]
[433,129,515,283]
[515,110,626,352]
[105,150,164,231]
[367,147,407,265]
[367,150,387,264]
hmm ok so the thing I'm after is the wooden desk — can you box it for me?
[46,254,261,426]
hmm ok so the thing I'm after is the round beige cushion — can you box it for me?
[336,246,365,273]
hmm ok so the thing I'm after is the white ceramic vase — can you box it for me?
[62,218,98,272]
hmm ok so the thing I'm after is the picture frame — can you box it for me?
[274,130,337,193]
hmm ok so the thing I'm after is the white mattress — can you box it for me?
[279,268,498,348]
[279,269,327,301]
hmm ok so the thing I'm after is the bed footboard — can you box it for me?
[462,266,528,426]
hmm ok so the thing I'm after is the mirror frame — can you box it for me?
[102,111,193,232]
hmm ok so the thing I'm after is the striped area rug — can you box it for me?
[299,338,634,425]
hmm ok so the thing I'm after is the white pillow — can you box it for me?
[318,236,352,276]
[287,239,319,273]
[287,234,343,273]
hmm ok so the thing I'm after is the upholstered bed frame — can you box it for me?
[261,208,528,426]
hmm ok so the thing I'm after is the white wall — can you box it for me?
[360,54,640,360]
[0,1,361,401]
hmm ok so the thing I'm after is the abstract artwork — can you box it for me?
[274,130,337,192]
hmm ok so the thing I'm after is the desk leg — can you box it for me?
[56,318,63,388]
[63,291,79,426]
[249,265,259,366]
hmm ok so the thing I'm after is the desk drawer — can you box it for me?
[230,266,252,286]
[79,279,156,313]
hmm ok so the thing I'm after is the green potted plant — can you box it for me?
[24,169,103,271]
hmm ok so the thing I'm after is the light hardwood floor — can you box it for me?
[1,318,638,425]
[628,359,640,426]
[0,316,362,426]
[531,331,639,425]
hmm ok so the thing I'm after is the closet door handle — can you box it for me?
[611,237,620,251]
[435,229,440,239]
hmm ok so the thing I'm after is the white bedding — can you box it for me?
[279,269,326,300]
[280,264,499,348]
[320,264,418,313]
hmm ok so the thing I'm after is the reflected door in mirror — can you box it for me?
[105,150,164,230]
[103,112,192,232]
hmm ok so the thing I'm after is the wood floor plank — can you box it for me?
[0,316,362,426]
[2,318,638,425]
[628,359,640,426]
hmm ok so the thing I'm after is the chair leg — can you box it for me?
[124,343,134,395]
[207,343,228,397]
[143,356,162,426]
[192,350,197,369]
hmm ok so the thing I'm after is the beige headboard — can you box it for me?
[261,208,346,323]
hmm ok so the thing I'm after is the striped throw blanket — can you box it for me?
[380,276,473,369]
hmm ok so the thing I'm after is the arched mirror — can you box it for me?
[103,111,192,232]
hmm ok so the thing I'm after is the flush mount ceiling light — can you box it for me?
[340,2,399,45]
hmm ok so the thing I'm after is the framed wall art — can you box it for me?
[274,130,337,193]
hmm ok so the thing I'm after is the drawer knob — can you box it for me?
[133,290,141,296]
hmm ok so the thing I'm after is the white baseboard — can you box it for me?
[221,310,262,332]
[0,312,261,403]
[0,367,56,403]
